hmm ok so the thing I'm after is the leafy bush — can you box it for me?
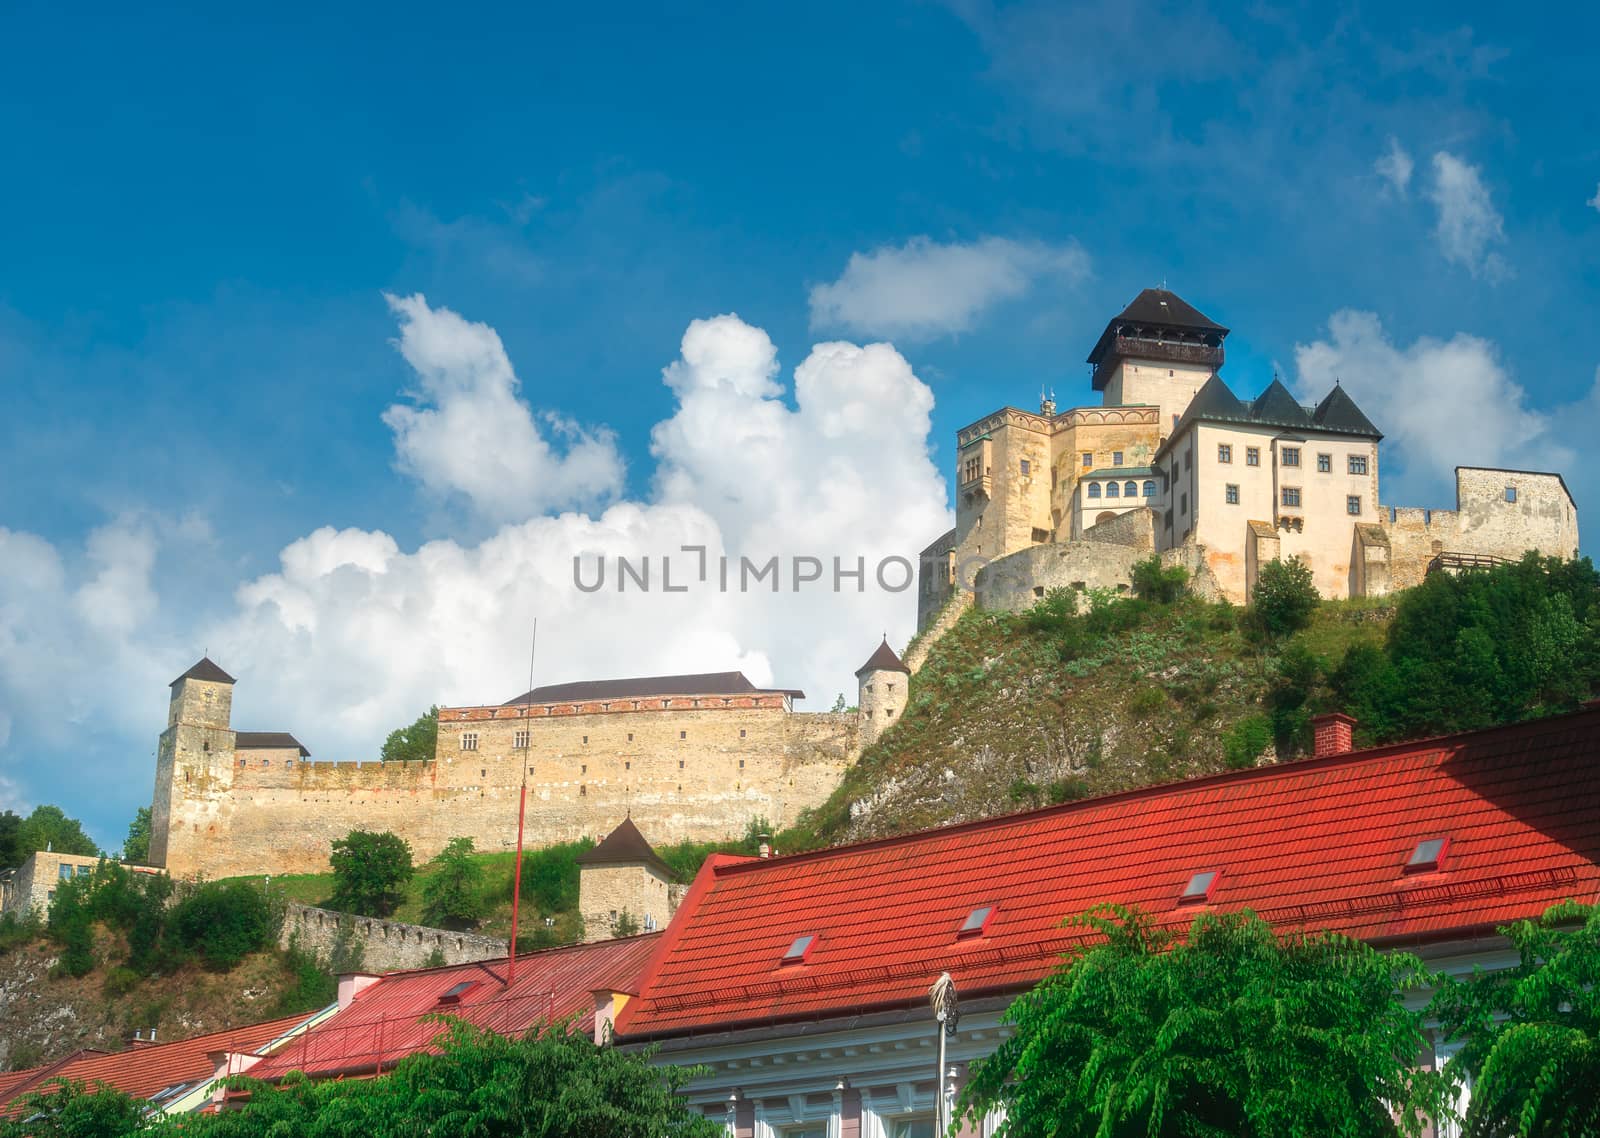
[1131,556,1188,603]
[329,830,414,917]
[165,880,277,971]
[513,839,594,914]
[274,934,337,1016]
[0,911,42,955]
[420,837,486,928]
[1127,686,1166,718]
[1250,557,1318,639]
[1222,714,1273,769]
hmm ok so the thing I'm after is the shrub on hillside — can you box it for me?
[1222,714,1272,770]
[329,830,414,917]
[1131,556,1188,603]
[421,837,485,928]
[165,880,278,971]
[1250,557,1318,639]
[514,839,594,914]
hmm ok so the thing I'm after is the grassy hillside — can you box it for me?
[781,591,1395,848]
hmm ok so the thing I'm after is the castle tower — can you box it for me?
[576,817,674,942]
[147,657,238,873]
[856,637,911,748]
[1087,288,1228,442]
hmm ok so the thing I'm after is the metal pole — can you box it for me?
[507,619,537,986]
[936,1025,948,1133]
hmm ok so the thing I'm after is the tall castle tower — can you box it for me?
[856,638,911,748]
[1087,288,1229,443]
[147,657,238,873]
[576,817,675,941]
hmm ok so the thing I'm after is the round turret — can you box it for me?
[855,637,911,747]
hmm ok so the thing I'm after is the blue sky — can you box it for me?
[3,1,1599,847]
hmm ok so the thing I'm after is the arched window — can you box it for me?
[1106,482,1120,498]
[1125,481,1138,498]
[1087,482,1101,499]
[1143,480,1156,497]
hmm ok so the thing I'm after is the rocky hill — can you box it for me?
[785,591,1394,848]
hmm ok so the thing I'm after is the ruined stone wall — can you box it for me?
[159,705,857,880]
[1079,507,1156,552]
[973,541,1143,614]
[906,590,972,671]
[280,903,507,972]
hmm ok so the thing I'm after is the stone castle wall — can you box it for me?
[280,902,507,972]
[973,541,1144,614]
[159,702,857,880]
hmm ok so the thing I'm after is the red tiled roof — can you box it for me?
[618,708,1600,1040]
[0,1015,312,1114]
[248,934,661,1081]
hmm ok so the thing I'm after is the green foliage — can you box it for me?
[1131,555,1188,603]
[1251,556,1319,638]
[166,880,278,971]
[0,1078,147,1138]
[329,830,414,917]
[962,905,1448,1138]
[380,705,439,764]
[424,947,447,968]
[1333,554,1600,744]
[0,810,22,870]
[613,910,641,937]
[274,933,338,1016]
[120,807,151,864]
[513,838,594,914]
[0,910,42,955]
[420,836,487,928]
[16,805,99,861]
[1222,713,1273,769]
[655,816,773,883]
[132,1019,721,1138]
[328,916,366,975]
[1429,901,1600,1136]
[1127,686,1166,718]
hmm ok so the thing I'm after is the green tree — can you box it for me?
[1428,901,1600,1136]
[0,810,23,870]
[165,879,278,971]
[380,705,439,763]
[120,807,151,864]
[613,910,641,937]
[1131,555,1189,603]
[962,905,1448,1138]
[420,836,486,928]
[16,805,99,860]
[329,830,414,917]
[137,1020,721,1138]
[0,1078,146,1138]
[1250,556,1319,639]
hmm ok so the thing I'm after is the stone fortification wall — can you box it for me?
[161,704,857,880]
[1079,507,1156,552]
[280,903,507,972]
[974,541,1143,614]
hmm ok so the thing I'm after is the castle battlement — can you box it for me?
[439,691,793,722]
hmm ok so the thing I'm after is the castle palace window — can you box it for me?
[1087,482,1101,499]
[1349,454,1369,475]
[1280,447,1301,467]
[1218,444,1232,464]
[1106,481,1120,498]
[1506,486,1518,503]
[1113,451,1124,466]
[1347,495,1362,515]
[1082,451,1093,467]
[962,457,981,484]
[1317,453,1331,472]
[1282,487,1302,508]
[1225,483,1239,504]
[1245,447,1260,466]
[1020,459,1031,476]
[460,733,479,751]
[1143,480,1156,497]
[513,729,529,749]
[1124,481,1138,498]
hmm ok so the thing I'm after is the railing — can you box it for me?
[1091,336,1223,388]
[1426,551,1513,575]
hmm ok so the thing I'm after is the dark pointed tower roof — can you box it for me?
[1087,289,1229,389]
[576,817,673,878]
[1247,378,1313,429]
[1312,383,1383,439]
[170,657,235,687]
[855,637,910,677]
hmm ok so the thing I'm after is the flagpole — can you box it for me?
[508,619,537,985]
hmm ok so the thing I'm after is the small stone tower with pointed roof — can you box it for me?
[856,637,911,748]
[148,657,239,872]
[576,817,675,942]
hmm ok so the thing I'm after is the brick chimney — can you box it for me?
[1311,713,1357,758]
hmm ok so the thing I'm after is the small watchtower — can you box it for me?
[148,657,239,870]
[576,818,674,941]
[856,637,911,748]
[1087,288,1228,439]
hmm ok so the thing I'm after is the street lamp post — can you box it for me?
[928,972,959,1133]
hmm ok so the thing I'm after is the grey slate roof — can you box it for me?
[1157,375,1382,461]
[1313,383,1382,437]
[503,672,803,706]
[234,732,310,757]
[171,657,235,687]
[576,817,673,877]
[856,637,910,677]
[1087,289,1229,364]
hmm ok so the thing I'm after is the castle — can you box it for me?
[149,641,911,880]
[917,289,1579,627]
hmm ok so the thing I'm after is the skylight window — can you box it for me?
[1405,838,1449,873]
[957,906,996,938]
[1179,871,1219,904]
[437,979,480,1005]
[781,934,817,965]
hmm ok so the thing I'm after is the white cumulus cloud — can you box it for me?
[1374,136,1414,196]
[808,236,1090,342]
[1293,310,1567,503]
[381,293,626,523]
[1588,182,1600,213]
[1428,152,1509,280]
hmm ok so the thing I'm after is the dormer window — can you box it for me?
[437,980,479,1006]
[781,934,817,965]
[1405,837,1449,874]
[957,906,996,938]
[1179,871,1219,904]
